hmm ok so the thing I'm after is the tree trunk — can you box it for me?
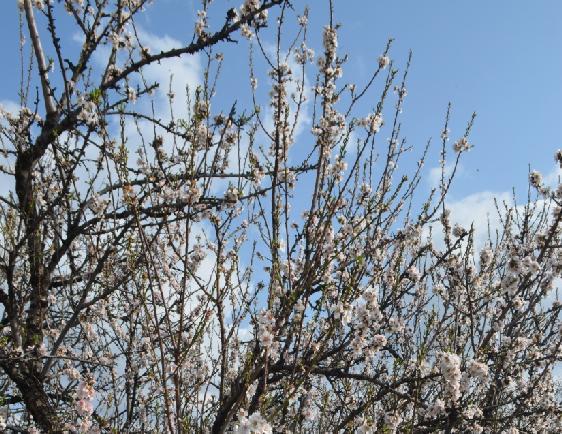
[2,362,62,432]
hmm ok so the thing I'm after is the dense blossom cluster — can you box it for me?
[360,112,384,134]
[76,95,99,126]
[438,352,462,402]
[257,309,279,359]
[453,136,471,153]
[233,411,272,434]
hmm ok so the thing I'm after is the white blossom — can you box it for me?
[453,137,471,153]
[378,55,390,69]
[438,352,462,402]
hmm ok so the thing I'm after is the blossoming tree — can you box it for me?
[0,0,561,432]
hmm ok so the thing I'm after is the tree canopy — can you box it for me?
[0,1,561,432]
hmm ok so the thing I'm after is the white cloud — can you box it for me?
[428,162,459,189]
[542,166,561,188]
[0,99,20,115]
[87,27,202,159]
[118,29,201,157]
[426,190,513,251]
[447,191,512,235]
[136,30,202,121]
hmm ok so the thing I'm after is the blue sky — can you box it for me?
[2,0,562,214]
[327,0,562,198]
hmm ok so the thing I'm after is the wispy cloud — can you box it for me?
[426,190,513,251]
[427,162,460,189]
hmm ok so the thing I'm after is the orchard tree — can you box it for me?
[0,0,561,432]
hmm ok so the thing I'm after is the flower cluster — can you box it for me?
[233,411,272,434]
[86,194,108,216]
[77,95,99,126]
[240,0,268,26]
[294,42,315,65]
[378,55,390,69]
[76,380,95,415]
[225,185,240,204]
[360,113,384,134]
[350,288,386,360]
[453,137,471,153]
[467,359,489,381]
[437,352,462,402]
[257,310,279,359]
[194,123,209,150]
[424,398,446,419]
[195,10,208,39]
[332,301,352,325]
[323,26,338,53]
[529,170,542,189]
